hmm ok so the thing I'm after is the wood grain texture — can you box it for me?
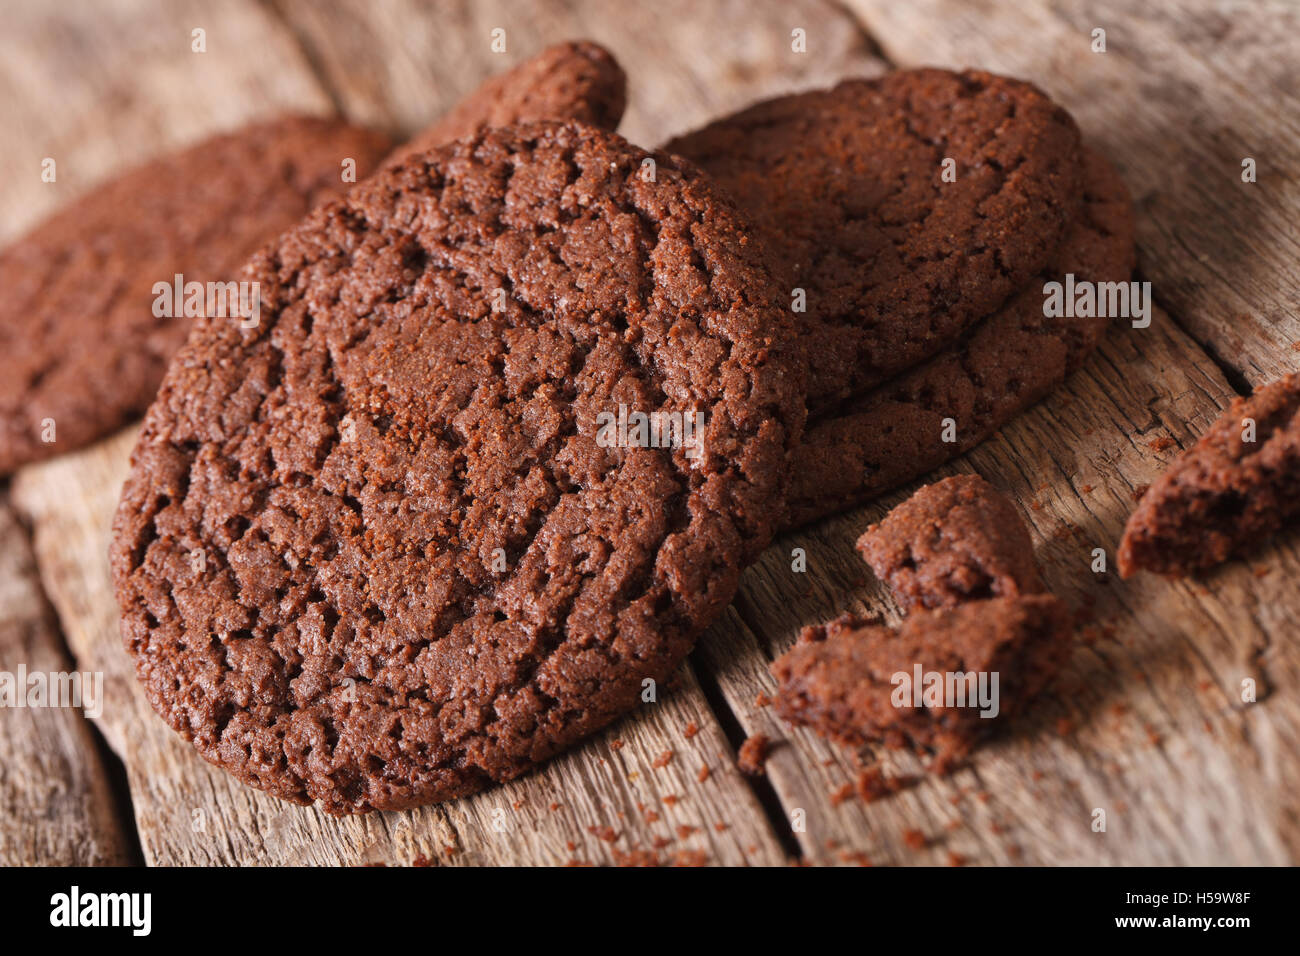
[269,0,888,149]
[0,502,132,866]
[0,0,333,243]
[844,0,1300,389]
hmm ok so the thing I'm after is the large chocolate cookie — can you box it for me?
[1118,372,1300,577]
[110,122,802,814]
[784,147,1135,528]
[0,116,392,473]
[667,69,1083,412]
[382,40,626,167]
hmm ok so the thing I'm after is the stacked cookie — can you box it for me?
[666,71,1137,527]
[3,41,1135,812]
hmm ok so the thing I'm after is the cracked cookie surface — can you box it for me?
[0,115,393,473]
[666,68,1083,412]
[110,121,802,814]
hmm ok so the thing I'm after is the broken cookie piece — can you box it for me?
[1119,373,1300,577]
[771,595,1072,772]
[857,475,1044,611]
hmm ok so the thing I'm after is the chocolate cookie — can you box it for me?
[0,116,392,473]
[1118,373,1300,577]
[382,40,626,167]
[110,122,802,814]
[667,69,1084,412]
[857,475,1044,611]
[771,595,1072,771]
[784,147,1136,527]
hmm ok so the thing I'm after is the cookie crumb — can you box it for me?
[1146,435,1175,453]
[737,734,771,775]
[856,766,916,802]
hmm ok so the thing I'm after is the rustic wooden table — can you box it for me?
[2,0,1297,866]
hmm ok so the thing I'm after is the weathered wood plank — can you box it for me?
[271,0,888,149]
[701,311,1299,864]
[0,502,133,866]
[0,0,334,243]
[844,0,1300,388]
